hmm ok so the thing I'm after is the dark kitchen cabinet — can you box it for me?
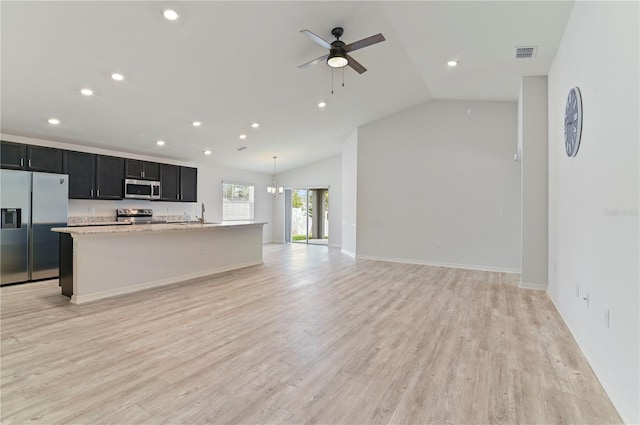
[64,151,96,199]
[1,142,63,173]
[159,164,179,201]
[179,166,197,202]
[125,159,160,181]
[27,146,63,173]
[95,155,124,199]
[1,141,27,170]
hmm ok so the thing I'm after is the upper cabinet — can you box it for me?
[2,140,197,202]
[179,166,197,202]
[64,151,96,199]
[125,159,160,181]
[1,141,63,173]
[27,146,63,173]
[159,164,179,201]
[95,155,125,199]
[0,141,26,169]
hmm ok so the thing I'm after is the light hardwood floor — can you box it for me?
[1,244,621,424]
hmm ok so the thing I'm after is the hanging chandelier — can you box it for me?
[267,156,283,196]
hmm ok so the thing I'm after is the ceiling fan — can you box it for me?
[298,27,385,74]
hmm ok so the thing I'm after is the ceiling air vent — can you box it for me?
[515,46,538,59]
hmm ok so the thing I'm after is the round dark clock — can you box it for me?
[564,87,583,157]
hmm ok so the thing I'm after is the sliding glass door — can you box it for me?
[290,188,328,245]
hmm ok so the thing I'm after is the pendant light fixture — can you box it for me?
[267,156,284,196]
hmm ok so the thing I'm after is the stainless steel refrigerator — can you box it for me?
[1,170,68,285]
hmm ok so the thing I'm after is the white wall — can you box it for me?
[1,133,274,242]
[547,2,639,423]
[519,76,549,289]
[341,129,358,257]
[197,165,274,243]
[271,155,342,248]
[357,100,521,272]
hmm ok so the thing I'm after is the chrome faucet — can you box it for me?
[196,203,205,224]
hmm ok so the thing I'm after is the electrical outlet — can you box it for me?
[495,209,503,217]
[605,309,610,328]
[582,292,590,308]
[200,247,205,255]
[436,242,441,249]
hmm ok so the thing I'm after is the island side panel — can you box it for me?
[71,224,264,304]
[59,233,74,297]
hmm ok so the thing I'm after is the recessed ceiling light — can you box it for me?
[251,122,260,128]
[235,146,248,152]
[80,88,93,96]
[163,9,179,21]
[111,73,125,81]
[48,118,60,125]
[447,60,458,67]
[156,140,165,146]
[239,134,247,139]
[191,121,202,127]
[203,150,212,155]
[318,102,326,108]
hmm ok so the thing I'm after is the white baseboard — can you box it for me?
[519,281,548,291]
[71,260,263,305]
[340,249,356,258]
[547,292,637,424]
[356,254,520,274]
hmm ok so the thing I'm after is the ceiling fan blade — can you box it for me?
[300,30,332,50]
[344,33,385,53]
[346,54,367,74]
[298,54,329,69]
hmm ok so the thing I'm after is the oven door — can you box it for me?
[124,179,152,199]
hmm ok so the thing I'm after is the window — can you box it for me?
[222,182,254,221]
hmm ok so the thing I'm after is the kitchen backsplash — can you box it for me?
[68,199,197,221]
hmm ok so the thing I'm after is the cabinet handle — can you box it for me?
[28,159,31,168]
[90,189,94,197]
[20,158,24,167]
[142,171,145,178]
[97,189,100,197]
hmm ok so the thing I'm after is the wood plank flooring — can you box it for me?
[1,244,621,424]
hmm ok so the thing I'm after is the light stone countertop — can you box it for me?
[52,221,266,235]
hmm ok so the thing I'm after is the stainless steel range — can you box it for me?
[117,208,158,224]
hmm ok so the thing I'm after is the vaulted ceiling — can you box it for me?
[1,1,573,173]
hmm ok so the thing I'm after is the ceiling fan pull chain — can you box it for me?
[342,67,345,87]
[331,68,334,94]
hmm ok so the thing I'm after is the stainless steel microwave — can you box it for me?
[124,179,160,200]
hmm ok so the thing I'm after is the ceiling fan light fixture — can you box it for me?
[327,49,348,68]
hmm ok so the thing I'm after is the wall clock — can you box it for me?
[564,87,583,157]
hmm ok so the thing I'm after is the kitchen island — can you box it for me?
[52,221,266,304]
